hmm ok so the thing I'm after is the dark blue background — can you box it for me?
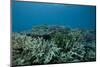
[12,1,96,32]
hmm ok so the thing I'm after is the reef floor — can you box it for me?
[11,25,96,66]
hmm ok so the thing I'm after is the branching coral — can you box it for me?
[12,33,61,65]
[12,25,96,66]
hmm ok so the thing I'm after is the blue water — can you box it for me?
[12,1,96,32]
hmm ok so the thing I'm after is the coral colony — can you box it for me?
[12,25,96,66]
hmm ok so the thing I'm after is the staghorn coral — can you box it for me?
[12,25,96,66]
[12,32,61,65]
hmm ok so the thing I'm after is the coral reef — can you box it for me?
[12,25,96,66]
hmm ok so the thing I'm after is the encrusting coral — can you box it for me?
[12,25,96,66]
